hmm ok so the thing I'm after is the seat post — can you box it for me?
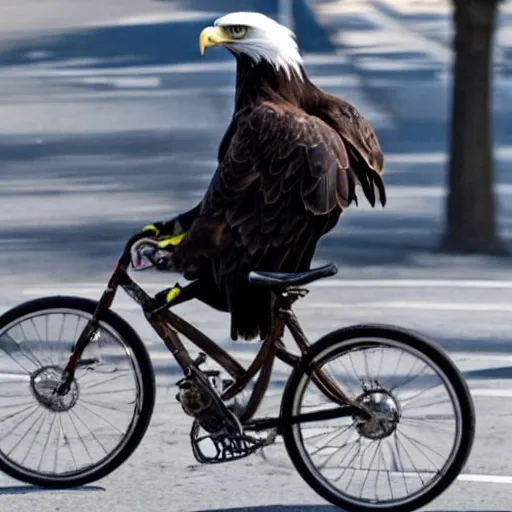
[275,287,309,311]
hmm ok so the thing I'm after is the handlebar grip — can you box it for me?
[130,237,176,272]
[120,231,154,269]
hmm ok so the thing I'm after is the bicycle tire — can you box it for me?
[0,295,156,488]
[280,324,475,512]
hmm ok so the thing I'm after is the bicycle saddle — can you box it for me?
[248,263,338,288]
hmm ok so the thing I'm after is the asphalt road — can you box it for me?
[1,0,512,510]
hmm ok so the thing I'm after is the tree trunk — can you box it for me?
[442,0,503,253]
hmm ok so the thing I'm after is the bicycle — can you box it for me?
[0,232,475,512]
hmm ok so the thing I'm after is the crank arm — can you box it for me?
[189,366,242,434]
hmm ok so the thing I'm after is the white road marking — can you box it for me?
[0,53,351,80]
[19,278,512,296]
[364,472,512,484]
[75,73,361,91]
[299,301,512,312]
[146,351,512,370]
[384,147,512,164]
[345,4,451,63]
[375,184,512,198]
[303,54,350,65]
[470,389,512,398]
[81,76,162,88]
[458,474,512,484]
[311,279,512,289]
[352,471,512,484]
[111,12,221,26]
[14,297,512,314]
[21,287,117,296]
[82,10,222,28]
[0,373,29,381]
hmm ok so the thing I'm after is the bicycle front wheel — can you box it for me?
[0,296,156,488]
[280,324,475,512]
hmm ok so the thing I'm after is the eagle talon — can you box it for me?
[166,286,182,303]
[153,285,182,307]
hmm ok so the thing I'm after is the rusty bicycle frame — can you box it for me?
[57,232,371,432]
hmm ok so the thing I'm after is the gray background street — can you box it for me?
[1,0,512,510]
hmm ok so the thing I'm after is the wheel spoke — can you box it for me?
[0,403,38,427]
[21,410,49,465]
[80,370,132,389]
[69,408,109,456]
[0,405,40,443]
[359,440,382,498]
[0,332,35,374]
[0,304,151,485]
[285,333,472,509]
[19,323,46,369]
[38,413,57,471]
[80,397,134,416]
[60,414,78,472]
[66,410,95,464]
[8,409,46,458]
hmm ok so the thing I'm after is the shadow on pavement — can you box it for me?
[0,0,510,280]
[464,366,512,379]
[1,124,512,282]
[0,19,227,69]
[0,485,105,495]
[438,337,512,356]
[194,506,339,512]
[0,0,334,70]
[195,508,512,512]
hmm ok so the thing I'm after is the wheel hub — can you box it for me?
[354,388,400,439]
[30,366,79,412]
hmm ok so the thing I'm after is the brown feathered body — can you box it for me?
[173,55,386,341]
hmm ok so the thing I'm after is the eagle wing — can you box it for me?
[177,102,385,339]
[201,103,383,266]
[316,95,386,207]
[331,97,384,173]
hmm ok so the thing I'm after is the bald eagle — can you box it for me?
[158,12,386,341]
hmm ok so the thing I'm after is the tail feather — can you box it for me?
[228,283,274,341]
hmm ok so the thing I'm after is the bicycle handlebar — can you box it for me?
[117,232,175,273]
[118,231,150,270]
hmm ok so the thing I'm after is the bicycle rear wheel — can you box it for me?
[0,296,155,488]
[280,324,475,512]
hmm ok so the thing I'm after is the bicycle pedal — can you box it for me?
[221,378,234,391]
[190,419,268,464]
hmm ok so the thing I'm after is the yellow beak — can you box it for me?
[199,26,230,55]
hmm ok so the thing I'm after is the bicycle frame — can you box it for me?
[58,233,370,431]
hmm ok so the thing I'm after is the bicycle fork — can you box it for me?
[55,277,121,396]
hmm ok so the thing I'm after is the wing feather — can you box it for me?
[316,95,387,208]
[321,96,384,173]
[200,103,367,262]
[180,101,385,339]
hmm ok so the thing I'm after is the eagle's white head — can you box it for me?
[199,12,303,80]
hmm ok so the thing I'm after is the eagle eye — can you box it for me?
[225,25,248,39]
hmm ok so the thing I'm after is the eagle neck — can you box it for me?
[234,55,313,111]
